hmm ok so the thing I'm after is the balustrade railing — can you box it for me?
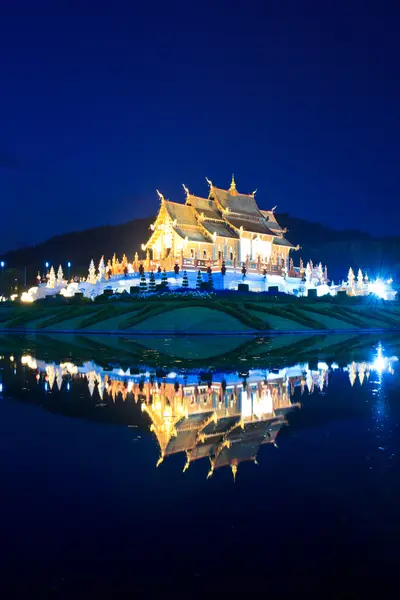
[107,256,304,278]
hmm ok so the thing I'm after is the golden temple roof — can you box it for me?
[186,195,222,220]
[259,210,283,232]
[164,200,198,227]
[211,186,262,217]
[148,179,291,245]
[174,226,212,243]
[226,215,277,235]
[273,237,294,248]
[201,220,238,239]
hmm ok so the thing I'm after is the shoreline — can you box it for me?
[2,327,400,336]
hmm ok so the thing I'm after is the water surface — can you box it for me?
[1,333,400,596]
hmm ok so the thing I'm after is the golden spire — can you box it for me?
[229,173,236,193]
[182,184,190,197]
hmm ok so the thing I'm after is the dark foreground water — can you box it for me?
[1,333,400,597]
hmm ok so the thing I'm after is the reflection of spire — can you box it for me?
[87,372,96,397]
[349,362,357,387]
[207,457,214,480]
[231,463,238,482]
[318,372,324,391]
[56,368,63,391]
[97,374,104,400]
[358,363,366,386]
[46,365,55,390]
[306,371,313,393]
[182,451,191,473]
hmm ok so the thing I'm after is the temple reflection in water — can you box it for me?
[18,350,398,479]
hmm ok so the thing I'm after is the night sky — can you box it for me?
[1,0,400,253]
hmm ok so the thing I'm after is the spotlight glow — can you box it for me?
[369,279,386,299]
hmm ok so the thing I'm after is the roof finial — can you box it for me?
[230,173,236,192]
[205,176,213,188]
[182,184,190,197]
[156,189,165,203]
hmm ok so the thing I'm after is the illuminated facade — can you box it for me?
[142,176,301,276]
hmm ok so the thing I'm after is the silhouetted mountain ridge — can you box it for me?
[2,214,400,284]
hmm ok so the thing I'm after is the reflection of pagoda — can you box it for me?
[141,375,301,479]
[21,351,399,480]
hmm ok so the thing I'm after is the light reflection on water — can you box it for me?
[1,345,397,480]
[2,338,400,593]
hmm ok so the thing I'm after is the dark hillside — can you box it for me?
[1,214,399,286]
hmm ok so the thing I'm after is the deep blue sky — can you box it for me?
[1,0,400,252]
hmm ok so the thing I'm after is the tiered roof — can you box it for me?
[186,193,239,239]
[225,215,278,235]
[260,210,283,233]
[273,237,294,248]
[211,186,261,217]
[164,200,197,225]
[147,178,295,246]
[164,200,212,244]
[186,195,221,220]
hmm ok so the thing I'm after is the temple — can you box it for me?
[142,176,301,276]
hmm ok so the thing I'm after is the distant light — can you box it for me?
[0,383,3,393]
[369,279,386,300]
[67,262,71,268]
[21,292,34,303]
[67,382,70,391]
[45,382,48,391]
[372,346,385,375]
[0,261,4,268]
[45,262,49,268]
